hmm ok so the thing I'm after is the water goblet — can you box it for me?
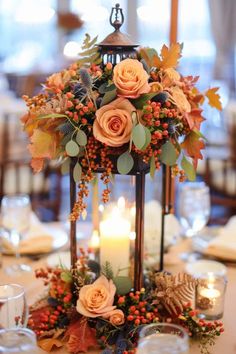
[178,181,210,261]
[137,323,189,354]
[0,284,28,329]
[1,194,31,273]
[178,181,210,238]
[0,328,38,354]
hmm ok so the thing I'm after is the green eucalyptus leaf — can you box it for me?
[150,155,156,179]
[101,89,117,106]
[130,93,157,109]
[65,140,80,157]
[99,83,116,94]
[141,127,152,151]
[61,158,70,175]
[160,141,178,166]
[117,151,134,175]
[181,155,196,181]
[113,276,133,295]
[73,162,82,182]
[76,129,87,146]
[132,123,146,150]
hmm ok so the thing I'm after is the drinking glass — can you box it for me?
[0,328,38,354]
[1,194,31,273]
[178,182,210,238]
[0,284,28,329]
[137,323,189,354]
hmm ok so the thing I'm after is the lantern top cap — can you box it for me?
[98,3,138,48]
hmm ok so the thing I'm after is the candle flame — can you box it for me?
[89,230,100,249]
[117,196,126,211]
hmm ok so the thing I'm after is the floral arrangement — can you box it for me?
[22,34,222,220]
[28,250,224,354]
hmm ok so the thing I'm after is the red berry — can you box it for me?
[127,315,134,321]
[135,319,140,326]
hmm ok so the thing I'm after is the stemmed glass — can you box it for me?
[0,328,37,353]
[137,323,189,354]
[0,284,28,329]
[178,182,210,260]
[1,194,31,274]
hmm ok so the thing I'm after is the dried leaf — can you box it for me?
[205,87,222,111]
[181,131,205,168]
[153,272,197,315]
[154,43,182,69]
[65,317,98,353]
[28,130,56,159]
[185,109,205,130]
[38,337,63,352]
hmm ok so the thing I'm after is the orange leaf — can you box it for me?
[65,317,98,353]
[38,337,63,352]
[181,131,205,168]
[205,87,222,111]
[156,43,182,69]
[185,109,205,130]
[28,129,56,159]
[30,157,44,172]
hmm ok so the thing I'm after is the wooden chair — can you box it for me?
[204,134,236,224]
[0,112,62,221]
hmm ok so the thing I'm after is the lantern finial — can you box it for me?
[110,3,124,31]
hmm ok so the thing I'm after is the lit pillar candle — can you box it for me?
[100,207,131,276]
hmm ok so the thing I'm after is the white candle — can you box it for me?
[100,207,131,276]
[198,285,223,319]
[88,230,100,251]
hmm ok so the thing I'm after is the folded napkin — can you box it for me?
[205,216,236,261]
[2,213,54,255]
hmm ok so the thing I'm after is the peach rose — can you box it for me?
[93,97,135,147]
[103,309,125,326]
[113,58,150,98]
[76,275,116,318]
[170,86,191,113]
[163,68,180,87]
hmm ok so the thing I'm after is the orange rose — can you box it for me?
[162,68,181,87]
[113,58,150,98]
[170,86,191,113]
[93,97,135,147]
[103,309,125,326]
[76,275,116,318]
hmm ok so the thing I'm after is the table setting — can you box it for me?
[1,3,236,354]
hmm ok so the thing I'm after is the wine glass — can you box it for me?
[0,328,38,353]
[178,182,210,261]
[1,194,31,273]
[178,182,210,238]
[0,284,28,329]
[137,323,189,354]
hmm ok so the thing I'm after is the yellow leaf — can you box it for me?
[28,130,56,159]
[158,43,182,69]
[205,87,222,111]
[38,338,63,352]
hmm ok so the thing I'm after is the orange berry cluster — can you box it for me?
[118,290,159,327]
[65,97,95,123]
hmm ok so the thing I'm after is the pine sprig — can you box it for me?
[102,261,114,280]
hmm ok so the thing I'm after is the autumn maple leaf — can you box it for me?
[181,131,205,168]
[185,109,205,130]
[65,317,98,353]
[205,87,222,111]
[154,43,182,69]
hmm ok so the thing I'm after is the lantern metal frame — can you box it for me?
[69,4,172,290]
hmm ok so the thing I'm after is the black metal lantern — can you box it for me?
[98,3,138,66]
[69,4,170,290]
